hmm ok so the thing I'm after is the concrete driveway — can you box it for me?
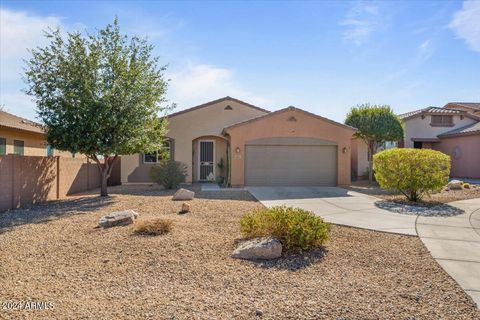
[246,186,417,235]
[246,186,480,307]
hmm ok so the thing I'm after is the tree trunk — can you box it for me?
[91,154,118,197]
[100,171,108,197]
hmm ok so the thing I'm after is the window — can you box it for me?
[143,140,171,163]
[13,140,24,155]
[46,144,54,157]
[431,115,453,126]
[0,137,5,155]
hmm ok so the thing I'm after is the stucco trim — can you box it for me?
[246,137,338,146]
[223,106,357,133]
[167,96,270,118]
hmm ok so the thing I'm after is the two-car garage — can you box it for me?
[245,137,337,186]
[223,106,356,187]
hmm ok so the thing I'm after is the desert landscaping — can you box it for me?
[0,184,478,319]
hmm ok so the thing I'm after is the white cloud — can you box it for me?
[167,63,272,109]
[0,9,68,119]
[340,2,380,46]
[449,1,480,52]
[0,9,64,82]
[416,39,435,63]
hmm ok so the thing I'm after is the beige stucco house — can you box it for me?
[121,97,357,186]
[399,103,480,178]
[0,110,75,158]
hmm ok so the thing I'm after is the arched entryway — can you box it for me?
[191,135,229,183]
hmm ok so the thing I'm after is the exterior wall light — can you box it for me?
[342,147,349,154]
[235,147,241,153]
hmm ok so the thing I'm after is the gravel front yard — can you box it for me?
[0,184,478,319]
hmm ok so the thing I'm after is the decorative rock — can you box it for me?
[180,202,191,214]
[232,237,282,260]
[98,210,138,228]
[173,188,195,201]
[447,180,463,190]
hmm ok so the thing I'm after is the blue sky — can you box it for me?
[1,1,479,123]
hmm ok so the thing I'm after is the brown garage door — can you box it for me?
[245,143,337,186]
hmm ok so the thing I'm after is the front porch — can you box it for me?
[191,135,229,184]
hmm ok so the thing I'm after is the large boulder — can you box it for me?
[173,188,195,201]
[232,237,282,260]
[447,180,463,190]
[98,210,138,228]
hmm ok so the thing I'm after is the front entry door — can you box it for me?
[199,140,215,181]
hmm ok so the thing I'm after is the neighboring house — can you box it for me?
[399,103,480,178]
[0,110,73,157]
[121,96,357,186]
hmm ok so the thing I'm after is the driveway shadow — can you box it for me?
[246,247,326,271]
[375,200,465,217]
[0,196,114,232]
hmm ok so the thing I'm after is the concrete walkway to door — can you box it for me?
[246,186,480,307]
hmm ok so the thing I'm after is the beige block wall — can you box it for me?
[225,109,355,186]
[403,115,476,148]
[0,155,121,212]
[432,134,480,178]
[0,127,82,158]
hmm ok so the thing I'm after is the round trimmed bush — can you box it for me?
[240,206,330,250]
[373,148,450,201]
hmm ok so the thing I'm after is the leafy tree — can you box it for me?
[345,104,404,184]
[24,19,170,196]
[374,149,450,201]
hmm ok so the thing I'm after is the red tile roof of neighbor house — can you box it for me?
[0,110,44,134]
[398,107,471,120]
[444,102,480,111]
[438,121,480,137]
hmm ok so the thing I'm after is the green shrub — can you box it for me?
[463,183,470,189]
[373,148,450,201]
[240,206,330,250]
[150,160,188,189]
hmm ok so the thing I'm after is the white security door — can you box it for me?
[199,140,215,181]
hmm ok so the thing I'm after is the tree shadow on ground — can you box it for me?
[245,247,327,271]
[0,196,114,232]
[375,200,465,217]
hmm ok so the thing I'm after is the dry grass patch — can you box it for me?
[134,218,172,236]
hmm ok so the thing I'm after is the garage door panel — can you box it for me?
[245,145,337,186]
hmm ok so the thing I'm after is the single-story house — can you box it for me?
[121,97,357,186]
[0,110,74,157]
[399,102,480,178]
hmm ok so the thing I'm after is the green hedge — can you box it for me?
[240,206,330,250]
[373,148,450,201]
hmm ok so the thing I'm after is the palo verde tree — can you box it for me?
[345,104,404,184]
[24,19,170,196]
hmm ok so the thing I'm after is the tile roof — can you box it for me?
[168,96,270,118]
[399,107,470,120]
[438,121,480,137]
[0,110,44,134]
[445,102,480,111]
[223,106,357,132]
